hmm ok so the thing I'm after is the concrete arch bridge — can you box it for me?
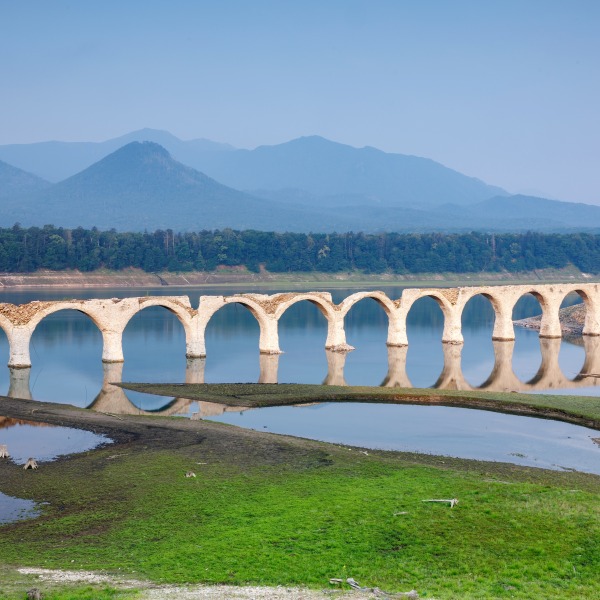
[0,283,598,369]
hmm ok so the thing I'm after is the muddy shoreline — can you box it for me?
[119,382,600,431]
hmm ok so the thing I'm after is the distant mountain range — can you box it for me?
[0,130,599,233]
[0,160,51,199]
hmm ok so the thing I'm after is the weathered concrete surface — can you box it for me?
[0,284,598,371]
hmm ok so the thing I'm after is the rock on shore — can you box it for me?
[514,302,586,335]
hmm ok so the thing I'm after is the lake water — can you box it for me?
[206,403,600,475]
[0,419,109,524]
[0,285,595,409]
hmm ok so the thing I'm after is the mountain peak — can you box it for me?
[118,140,171,157]
[100,141,173,167]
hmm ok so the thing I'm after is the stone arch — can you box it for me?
[510,291,548,383]
[121,297,195,340]
[403,289,461,344]
[117,296,199,361]
[513,287,563,338]
[273,292,337,321]
[557,287,600,336]
[274,293,352,351]
[19,302,106,367]
[273,295,332,369]
[27,301,106,335]
[208,295,280,355]
[338,291,396,318]
[401,293,447,387]
[456,291,498,388]
[337,292,393,380]
[223,296,271,326]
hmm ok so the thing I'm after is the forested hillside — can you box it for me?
[1,225,599,275]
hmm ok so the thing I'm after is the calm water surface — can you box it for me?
[0,422,109,464]
[0,492,39,524]
[206,403,600,475]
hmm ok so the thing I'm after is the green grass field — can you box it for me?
[1,386,599,599]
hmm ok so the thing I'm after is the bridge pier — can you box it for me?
[582,298,600,336]
[101,329,125,363]
[325,313,354,352]
[538,296,564,339]
[8,366,32,400]
[259,315,282,354]
[185,319,206,358]
[386,312,409,347]
[441,307,464,344]
[185,357,206,384]
[7,326,33,368]
[491,304,517,341]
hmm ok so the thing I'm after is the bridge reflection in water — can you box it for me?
[5,336,600,416]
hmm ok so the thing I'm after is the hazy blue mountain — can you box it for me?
[0,131,506,208]
[0,160,51,199]
[2,142,364,232]
[4,136,600,234]
[191,136,509,209]
[458,195,600,230]
[0,128,234,182]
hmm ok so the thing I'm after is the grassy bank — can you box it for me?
[0,393,599,599]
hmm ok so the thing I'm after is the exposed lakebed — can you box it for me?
[0,419,111,523]
[110,388,600,475]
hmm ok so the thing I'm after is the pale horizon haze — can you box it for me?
[1,1,599,204]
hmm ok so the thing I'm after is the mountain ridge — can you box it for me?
[2,137,600,234]
[0,130,506,209]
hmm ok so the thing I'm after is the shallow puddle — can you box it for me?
[206,403,600,475]
[0,491,39,524]
[0,418,110,464]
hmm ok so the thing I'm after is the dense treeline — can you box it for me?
[1,224,599,274]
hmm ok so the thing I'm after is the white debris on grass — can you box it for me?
[17,568,385,599]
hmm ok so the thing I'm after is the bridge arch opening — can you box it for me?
[204,302,261,383]
[557,291,587,382]
[511,293,546,384]
[277,298,330,384]
[343,297,389,386]
[122,304,188,385]
[30,308,104,406]
[459,294,496,388]
[405,296,445,388]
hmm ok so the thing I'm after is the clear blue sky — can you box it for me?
[1,0,599,203]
